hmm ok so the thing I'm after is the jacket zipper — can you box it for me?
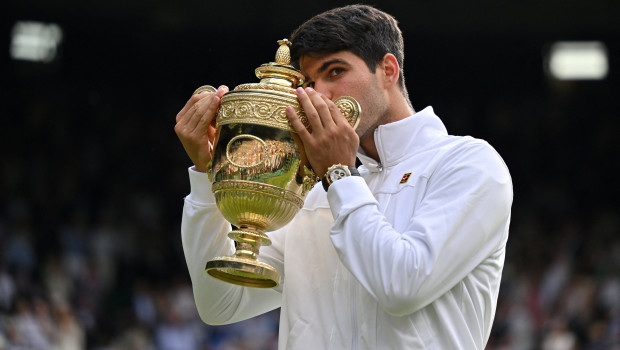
[375,128,384,172]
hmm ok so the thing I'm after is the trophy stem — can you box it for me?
[205,227,281,288]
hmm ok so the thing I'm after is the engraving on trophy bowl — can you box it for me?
[213,124,302,190]
[226,134,268,169]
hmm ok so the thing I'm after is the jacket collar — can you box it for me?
[357,106,448,172]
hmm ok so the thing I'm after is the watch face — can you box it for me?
[328,165,349,183]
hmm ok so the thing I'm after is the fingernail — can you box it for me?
[305,87,314,93]
[297,87,305,94]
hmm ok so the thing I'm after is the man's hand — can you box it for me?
[286,87,359,177]
[174,85,228,172]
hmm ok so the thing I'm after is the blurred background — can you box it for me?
[1,0,619,349]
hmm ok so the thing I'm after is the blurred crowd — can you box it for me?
[488,208,620,349]
[1,62,619,349]
[0,208,280,350]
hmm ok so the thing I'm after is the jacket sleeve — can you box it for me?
[327,142,513,316]
[181,167,283,325]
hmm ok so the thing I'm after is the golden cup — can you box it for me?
[197,39,360,288]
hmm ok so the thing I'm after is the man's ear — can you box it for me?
[379,53,400,88]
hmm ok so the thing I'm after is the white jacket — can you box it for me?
[181,107,513,349]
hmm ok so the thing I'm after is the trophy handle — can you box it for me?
[334,96,361,130]
[193,85,217,95]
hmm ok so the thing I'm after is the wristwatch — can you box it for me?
[322,164,360,191]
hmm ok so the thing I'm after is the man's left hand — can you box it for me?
[286,87,359,177]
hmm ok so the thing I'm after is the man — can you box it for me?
[174,4,512,349]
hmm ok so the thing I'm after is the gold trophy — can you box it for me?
[195,39,360,288]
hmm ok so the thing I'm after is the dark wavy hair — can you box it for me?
[290,4,410,101]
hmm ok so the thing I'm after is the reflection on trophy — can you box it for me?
[195,39,360,288]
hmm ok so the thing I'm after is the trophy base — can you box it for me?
[206,255,280,288]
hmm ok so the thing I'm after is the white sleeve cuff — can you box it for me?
[326,176,376,219]
[187,167,216,205]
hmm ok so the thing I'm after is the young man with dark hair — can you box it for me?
[175,4,512,349]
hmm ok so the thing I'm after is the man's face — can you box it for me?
[299,51,389,141]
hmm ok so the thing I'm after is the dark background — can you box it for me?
[1,0,619,349]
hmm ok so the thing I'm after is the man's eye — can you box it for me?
[329,68,344,77]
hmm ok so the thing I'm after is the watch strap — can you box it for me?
[321,176,330,192]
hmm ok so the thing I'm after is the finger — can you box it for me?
[286,105,312,139]
[180,94,213,131]
[215,85,229,98]
[324,95,347,126]
[176,92,210,124]
[296,87,323,133]
[307,88,337,129]
[189,94,220,133]
[176,85,227,124]
[185,84,228,131]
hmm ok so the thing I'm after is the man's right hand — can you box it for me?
[174,85,229,172]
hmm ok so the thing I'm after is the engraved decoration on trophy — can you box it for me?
[193,39,361,288]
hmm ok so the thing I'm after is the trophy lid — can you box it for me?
[253,39,304,89]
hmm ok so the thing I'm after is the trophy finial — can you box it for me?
[255,39,303,87]
[275,39,291,65]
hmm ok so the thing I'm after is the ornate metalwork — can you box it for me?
[199,39,361,288]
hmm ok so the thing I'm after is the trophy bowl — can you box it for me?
[198,39,360,288]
